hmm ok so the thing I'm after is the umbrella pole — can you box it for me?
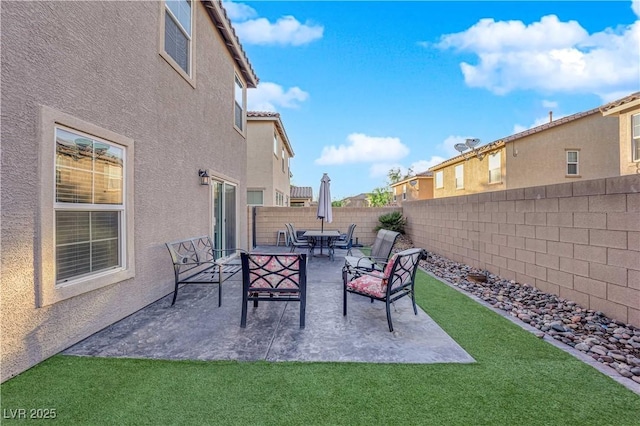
[320,218,324,254]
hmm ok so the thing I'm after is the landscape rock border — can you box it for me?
[390,236,640,395]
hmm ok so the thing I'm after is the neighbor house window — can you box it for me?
[488,151,501,183]
[164,0,192,75]
[281,147,285,172]
[274,133,278,156]
[402,184,407,200]
[275,191,284,206]
[455,164,464,189]
[632,114,640,162]
[435,170,443,189]
[234,75,245,131]
[247,189,264,205]
[55,127,125,283]
[566,150,579,175]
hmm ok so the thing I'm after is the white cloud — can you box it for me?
[633,0,640,18]
[315,133,410,165]
[221,1,257,21]
[233,15,323,46]
[542,100,558,108]
[434,13,640,100]
[248,82,309,112]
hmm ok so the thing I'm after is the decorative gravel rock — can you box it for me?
[406,245,640,387]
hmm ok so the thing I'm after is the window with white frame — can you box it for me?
[274,133,278,157]
[566,150,579,175]
[402,184,407,200]
[164,0,192,75]
[632,113,640,162]
[55,127,125,283]
[455,164,464,189]
[275,191,284,206]
[38,107,134,307]
[488,151,501,183]
[234,75,245,131]
[435,170,443,189]
[247,189,264,205]
[281,147,285,172]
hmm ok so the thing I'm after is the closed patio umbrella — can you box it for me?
[316,173,333,256]
[317,173,333,232]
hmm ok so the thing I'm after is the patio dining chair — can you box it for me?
[343,229,400,280]
[330,223,356,256]
[240,252,307,328]
[343,247,427,332]
[285,223,313,254]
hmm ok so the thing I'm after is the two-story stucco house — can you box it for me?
[429,94,631,198]
[599,92,640,176]
[246,111,294,206]
[390,171,434,206]
[1,0,258,382]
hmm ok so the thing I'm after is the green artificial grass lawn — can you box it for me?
[2,271,639,425]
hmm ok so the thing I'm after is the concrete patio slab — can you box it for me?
[64,246,474,365]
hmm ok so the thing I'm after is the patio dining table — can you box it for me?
[303,230,342,259]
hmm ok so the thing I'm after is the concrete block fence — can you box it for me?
[251,207,401,248]
[403,175,640,327]
[253,175,639,327]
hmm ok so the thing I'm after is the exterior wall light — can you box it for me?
[198,169,210,186]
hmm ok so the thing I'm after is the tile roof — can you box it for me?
[247,111,280,118]
[290,186,313,199]
[205,1,258,87]
[599,91,640,113]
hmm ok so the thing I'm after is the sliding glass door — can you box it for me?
[211,179,236,258]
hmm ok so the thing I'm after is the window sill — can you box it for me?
[565,175,582,178]
[159,51,196,89]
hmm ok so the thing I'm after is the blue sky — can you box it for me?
[223,0,640,201]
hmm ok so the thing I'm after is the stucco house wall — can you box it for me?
[246,113,293,206]
[600,92,640,176]
[505,112,619,189]
[1,1,256,381]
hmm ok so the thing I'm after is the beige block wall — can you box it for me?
[1,2,249,381]
[403,175,640,327]
[253,207,402,247]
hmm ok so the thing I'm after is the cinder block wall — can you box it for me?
[403,175,640,327]
[253,207,402,247]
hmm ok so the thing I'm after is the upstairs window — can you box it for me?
[435,170,443,189]
[274,133,278,156]
[234,75,245,131]
[455,164,464,189]
[566,150,579,175]
[281,147,285,172]
[633,113,640,162]
[488,151,501,183]
[402,184,407,200]
[164,0,192,75]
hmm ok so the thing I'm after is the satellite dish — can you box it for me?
[454,143,468,153]
[465,138,480,149]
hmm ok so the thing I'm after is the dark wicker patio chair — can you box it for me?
[240,252,307,328]
[343,248,427,332]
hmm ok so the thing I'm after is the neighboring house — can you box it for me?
[246,112,294,206]
[1,1,258,382]
[429,95,625,198]
[342,193,371,208]
[390,171,434,206]
[290,186,313,207]
[599,91,640,176]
